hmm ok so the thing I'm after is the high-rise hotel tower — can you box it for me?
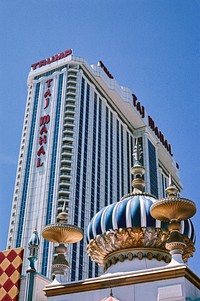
[7,49,182,281]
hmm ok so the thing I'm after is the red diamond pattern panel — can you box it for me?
[0,248,24,301]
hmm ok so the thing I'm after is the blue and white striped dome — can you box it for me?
[86,194,195,243]
[28,230,40,247]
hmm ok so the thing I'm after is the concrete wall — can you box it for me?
[46,277,200,301]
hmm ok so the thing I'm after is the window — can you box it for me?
[148,139,158,197]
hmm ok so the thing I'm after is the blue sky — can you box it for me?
[0,0,199,275]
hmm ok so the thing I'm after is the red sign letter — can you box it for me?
[40,125,48,135]
[46,79,53,88]
[44,89,51,98]
[37,158,43,167]
[39,135,47,145]
[37,146,45,156]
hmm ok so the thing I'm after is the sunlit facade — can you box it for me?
[7,50,181,281]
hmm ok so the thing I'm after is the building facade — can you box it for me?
[7,49,182,281]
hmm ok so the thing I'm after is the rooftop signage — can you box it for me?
[31,49,72,70]
[132,94,174,158]
[31,49,176,164]
[98,61,114,79]
[36,79,53,167]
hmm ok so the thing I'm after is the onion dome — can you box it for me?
[28,229,40,248]
[86,140,195,273]
[87,194,195,244]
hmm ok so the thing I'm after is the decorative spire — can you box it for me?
[25,229,40,301]
[42,203,83,284]
[133,139,143,165]
[27,229,40,272]
[131,138,145,193]
[150,180,196,265]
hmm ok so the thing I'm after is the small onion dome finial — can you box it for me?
[27,229,40,272]
[131,139,145,193]
[28,229,40,248]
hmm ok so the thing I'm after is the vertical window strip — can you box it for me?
[130,136,134,166]
[127,132,131,193]
[42,74,63,276]
[95,98,102,277]
[79,83,90,280]
[71,77,85,281]
[95,263,99,278]
[138,137,144,165]
[110,112,113,203]
[148,139,158,197]
[116,120,120,200]
[162,174,165,197]
[130,136,134,184]
[88,93,97,278]
[88,257,93,279]
[104,107,109,206]
[90,93,97,219]
[96,98,102,210]
[121,124,124,197]
[16,83,40,248]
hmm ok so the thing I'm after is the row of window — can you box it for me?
[16,83,40,248]
[8,87,33,248]
[78,83,90,280]
[88,93,98,278]
[71,76,85,281]
[57,68,78,220]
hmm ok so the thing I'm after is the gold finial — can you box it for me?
[150,181,196,264]
[42,201,83,283]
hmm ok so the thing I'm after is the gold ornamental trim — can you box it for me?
[87,227,195,266]
[43,265,200,297]
[120,192,156,201]
[104,248,170,271]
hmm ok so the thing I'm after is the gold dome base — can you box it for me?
[87,227,195,266]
